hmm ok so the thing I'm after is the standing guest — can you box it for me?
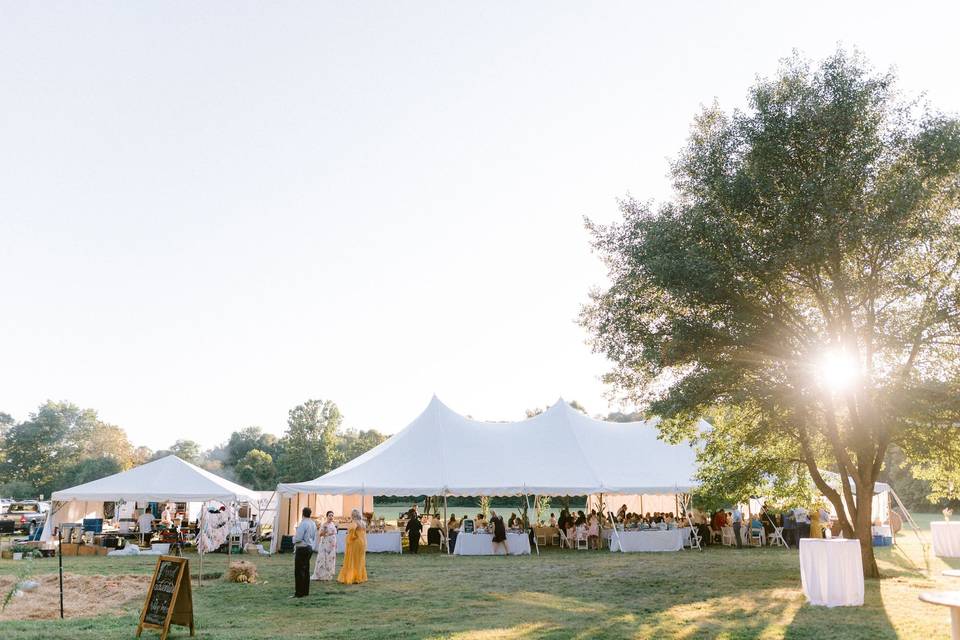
[312,510,338,581]
[489,510,509,555]
[405,508,423,554]
[564,517,577,548]
[448,514,459,551]
[782,510,797,547]
[794,507,811,540]
[731,506,743,549]
[616,505,628,524]
[818,506,832,538]
[587,513,600,549]
[292,507,317,598]
[575,511,586,526]
[338,509,368,584]
[137,509,155,546]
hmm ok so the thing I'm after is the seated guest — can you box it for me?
[548,513,557,527]
[508,513,520,529]
[616,505,628,523]
[575,510,586,526]
[664,513,675,528]
[160,506,174,528]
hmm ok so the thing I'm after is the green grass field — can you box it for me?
[1,514,958,639]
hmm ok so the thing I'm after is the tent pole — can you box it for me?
[443,494,449,554]
[524,491,538,556]
[198,506,205,588]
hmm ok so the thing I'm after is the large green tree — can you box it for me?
[235,449,277,490]
[583,50,960,577]
[277,399,343,481]
[1,401,99,497]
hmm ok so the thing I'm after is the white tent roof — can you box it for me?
[277,396,702,497]
[820,470,892,495]
[51,455,260,503]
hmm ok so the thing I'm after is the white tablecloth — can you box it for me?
[453,532,530,555]
[335,530,402,553]
[799,538,864,607]
[932,522,960,558]
[608,529,684,552]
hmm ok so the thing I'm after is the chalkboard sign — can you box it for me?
[137,556,194,640]
[462,519,475,533]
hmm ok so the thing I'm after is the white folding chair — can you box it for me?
[575,528,588,550]
[558,529,571,549]
[749,527,764,546]
[768,526,787,548]
[536,529,548,547]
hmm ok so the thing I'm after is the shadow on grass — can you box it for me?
[785,579,895,640]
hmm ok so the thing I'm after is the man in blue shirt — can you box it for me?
[292,507,317,598]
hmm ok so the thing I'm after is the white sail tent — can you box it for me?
[271,396,704,551]
[41,455,260,541]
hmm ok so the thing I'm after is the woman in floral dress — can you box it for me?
[312,510,338,581]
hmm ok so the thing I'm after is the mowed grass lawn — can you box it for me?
[2,514,959,640]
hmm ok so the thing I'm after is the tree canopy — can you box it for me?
[582,49,960,577]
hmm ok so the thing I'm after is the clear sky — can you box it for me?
[2,1,958,449]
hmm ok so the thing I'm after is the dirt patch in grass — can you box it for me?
[0,573,148,620]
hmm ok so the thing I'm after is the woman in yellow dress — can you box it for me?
[809,504,823,539]
[338,509,368,584]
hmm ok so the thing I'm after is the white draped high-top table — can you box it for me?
[932,522,960,558]
[335,530,402,553]
[799,538,864,607]
[608,529,685,552]
[453,532,530,555]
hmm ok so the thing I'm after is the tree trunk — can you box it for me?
[854,480,880,579]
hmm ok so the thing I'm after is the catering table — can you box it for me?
[799,538,864,607]
[608,529,684,552]
[453,532,530,556]
[932,522,960,558]
[336,530,402,553]
[534,526,559,545]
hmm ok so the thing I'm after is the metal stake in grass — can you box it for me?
[58,528,63,619]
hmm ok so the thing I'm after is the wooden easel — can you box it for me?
[136,555,195,640]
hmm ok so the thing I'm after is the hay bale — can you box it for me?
[226,560,257,584]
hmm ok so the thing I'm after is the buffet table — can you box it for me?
[608,529,684,552]
[336,530,402,553]
[932,522,960,558]
[453,532,530,556]
[799,538,864,607]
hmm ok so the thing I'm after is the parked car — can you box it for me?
[0,498,12,514]
[0,500,49,536]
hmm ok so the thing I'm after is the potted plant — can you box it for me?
[11,544,30,560]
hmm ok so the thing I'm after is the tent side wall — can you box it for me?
[270,493,374,552]
[587,494,682,517]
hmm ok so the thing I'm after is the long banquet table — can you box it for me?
[336,530,402,553]
[932,521,960,558]
[607,529,685,552]
[453,532,531,556]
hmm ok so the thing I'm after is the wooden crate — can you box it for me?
[77,544,98,556]
[60,543,80,556]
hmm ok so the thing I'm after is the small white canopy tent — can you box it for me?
[819,471,893,524]
[271,396,701,552]
[41,455,259,541]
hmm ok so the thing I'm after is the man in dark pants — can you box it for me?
[405,508,423,554]
[292,507,316,598]
[731,506,743,549]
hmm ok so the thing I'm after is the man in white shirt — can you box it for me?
[137,509,154,546]
[731,507,744,549]
[292,507,317,598]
